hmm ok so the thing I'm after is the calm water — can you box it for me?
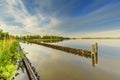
[20,39,120,80]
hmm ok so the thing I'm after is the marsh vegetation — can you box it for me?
[0,30,25,80]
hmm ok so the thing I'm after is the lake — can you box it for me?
[19,39,120,80]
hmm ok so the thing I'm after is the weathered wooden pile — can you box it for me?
[91,43,98,67]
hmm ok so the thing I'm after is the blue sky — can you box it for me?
[0,0,120,37]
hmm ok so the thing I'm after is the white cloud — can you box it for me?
[0,0,61,35]
[0,23,26,35]
[0,0,120,37]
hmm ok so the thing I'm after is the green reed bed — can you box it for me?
[0,39,24,80]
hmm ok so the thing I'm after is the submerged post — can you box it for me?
[91,44,95,67]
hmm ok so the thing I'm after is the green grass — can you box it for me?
[0,39,24,80]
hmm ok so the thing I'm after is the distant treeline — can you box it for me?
[0,29,70,40]
[0,29,12,40]
[15,35,70,40]
[81,37,120,39]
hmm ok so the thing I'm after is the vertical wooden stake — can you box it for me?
[92,44,95,55]
[95,43,98,53]
[91,44,95,67]
[95,43,98,64]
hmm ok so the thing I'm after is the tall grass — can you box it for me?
[0,38,24,80]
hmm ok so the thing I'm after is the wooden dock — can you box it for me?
[28,40,92,58]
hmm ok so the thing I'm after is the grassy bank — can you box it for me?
[0,38,24,80]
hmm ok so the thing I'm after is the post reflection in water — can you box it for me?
[95,51,98,64]
[92,54,95,67]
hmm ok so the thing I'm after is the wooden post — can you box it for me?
[95,43,98,53]
[91,44,95,67]
[92,44,95,55]
[95,43,98,64]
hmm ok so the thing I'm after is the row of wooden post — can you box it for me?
[91,43,98,67]
[28,40,92,58]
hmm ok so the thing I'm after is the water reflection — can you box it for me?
[92,54,95,67]
[20,39,120,80]
[18,60,25,73]
[14,60,29,80]
[92,52,98,67]
[23,41,99,67]
[42,39,63,43]
[95,51,98,64]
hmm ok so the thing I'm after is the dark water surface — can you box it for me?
[20,39,120,80]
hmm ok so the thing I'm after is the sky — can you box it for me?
[0,0,120,37]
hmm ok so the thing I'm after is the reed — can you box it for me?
[0,38,24,80]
